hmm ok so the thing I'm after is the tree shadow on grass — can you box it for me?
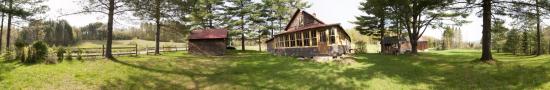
[200,51,356,89]
[104,51,358,89]
[102,50,550,89]
[344,51,550,89]
[100,72,189,90]
[105,57,209,89]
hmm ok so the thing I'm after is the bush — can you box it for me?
[57,47,66,62]
[26,41,49,64]
[76,49,83,60]
[66,48,73,60]
[15,40,28,62]
[355,41,367,54]
[45,48,58,64]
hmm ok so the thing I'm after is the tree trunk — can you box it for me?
[396,19,401,53]
[379,17,386,53]
[240,2,245,51]
[105,0,115,59]
[410,35,418,54]
[0,11,4,53]
[271,18,275,38]
[258,35,262,52]
[207,3,213,28]
[536,0,542,56]
[480,0,494,61]
[410,14,420,54]
[154,0,161,55]
[6,0,13,50]
[522,29,530,55]
[241,27,245,51]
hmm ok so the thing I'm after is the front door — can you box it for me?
[319,42,329,54]
[318,30,329,55]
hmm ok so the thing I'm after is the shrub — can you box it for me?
[26,41,49,64]
[76,49,83,60]
[45,48,58,64]
[15,40,28,62]
[57,47,66,62]
[355,41,367,54]
[66,48,73,60]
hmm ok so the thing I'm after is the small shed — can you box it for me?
[188,28,228,56]
[381,36,429,54]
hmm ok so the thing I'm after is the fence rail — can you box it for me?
[68,45,187,57]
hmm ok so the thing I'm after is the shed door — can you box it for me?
[318,30,329,54]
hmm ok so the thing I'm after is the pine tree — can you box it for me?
[491,19,509,53]
[504,29,520,54]
[189,0,225,29]
[354,0,390,52]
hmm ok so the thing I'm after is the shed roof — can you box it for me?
[189,28,228,40]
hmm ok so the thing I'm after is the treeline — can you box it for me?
[15,20,190,46]
[354,0,550,62]
[497,23,550,55]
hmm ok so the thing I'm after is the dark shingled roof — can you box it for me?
[284,9,326,31]
[189,28,228,40]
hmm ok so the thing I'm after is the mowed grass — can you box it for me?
[1,49,550,89]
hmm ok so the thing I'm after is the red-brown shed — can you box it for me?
[188,28,228,56]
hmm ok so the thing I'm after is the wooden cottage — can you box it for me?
[188,28,228,56]
[381,36,429,54]
[266,9,352,57]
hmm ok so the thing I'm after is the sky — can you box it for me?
[43,0,546,42]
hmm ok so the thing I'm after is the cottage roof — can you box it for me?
[188,28,228,40]
[284,9,326,31]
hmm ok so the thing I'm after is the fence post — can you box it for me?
[135,44,138,56]
[102,45,105,56]
[145,45,148,55]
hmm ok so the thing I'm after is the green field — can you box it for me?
[1,49,550,89]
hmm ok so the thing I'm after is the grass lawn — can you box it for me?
[1,49,550,89]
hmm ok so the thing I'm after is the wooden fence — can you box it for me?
[144,46,187,55]
[68,45,187,57]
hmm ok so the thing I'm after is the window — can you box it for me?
[311,30,317,46]
[290,34,296,47]
[278,37,282,48]
[329,28,336,44]
[285,34,290,47]
[297,33,303,47]
[303,31,310,46]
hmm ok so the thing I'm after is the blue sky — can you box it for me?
[45,0,535,42]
